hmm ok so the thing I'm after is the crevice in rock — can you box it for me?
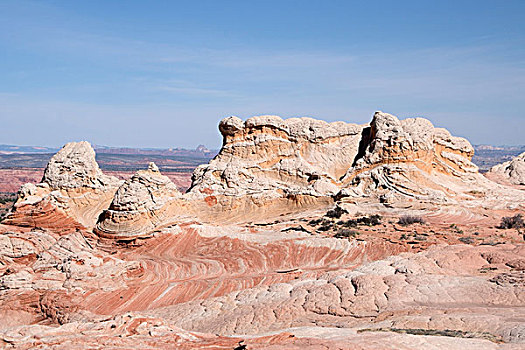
[352,126,371,167]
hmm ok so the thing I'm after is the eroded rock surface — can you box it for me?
[489,152,525,186]
[1,219,524,349]
[4,142,121,231]
[150,243,525,344]
[341,113,482,204]
[189,112,480,203]
[42,141,120,189]
[96,162,182,238]
[95,112,524,239]
[189,115,365,198]
[2,113,525,349]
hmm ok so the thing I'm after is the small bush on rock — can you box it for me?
[398,215,425,226]
[308,218,323,226]
[498,214,524,229]
[338,215,382,228]
[334,229,360,239]
[358,214,381,226]
[326,206,348,219]
[317,224,333,232]
[459,237,475,244]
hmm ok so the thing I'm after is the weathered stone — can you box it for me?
[4,142,121,230]
[190,115,366,198]
[95,112,524,238]
[489,152,525,185]
[42,141,120,189]
[95,162,181,238]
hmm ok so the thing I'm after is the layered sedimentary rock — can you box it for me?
[2,112,525,348]
[95,111,524,239]
[189,112,479,204]
[339,112,482,204]
[4,142,121,231]
[95,163,182,239]
[150,243,525,343]
[3,218,524,348]
[488,152,525,186]
[189,115,365,198]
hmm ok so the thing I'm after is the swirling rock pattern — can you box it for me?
[1,113,525,349]
[95,162,182,239]
[1,219,524,349]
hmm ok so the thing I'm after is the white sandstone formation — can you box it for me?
[95,162,182,239]
[4,142,121,229]
[489,152,525,185]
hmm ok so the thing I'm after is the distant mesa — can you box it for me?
[195,144,211,154]
[0,144,59,154]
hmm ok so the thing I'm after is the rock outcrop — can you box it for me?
[4,142,121,231]
[42,141,120,189]
[95,111,524,238]
[95,162,182,239]
[2,114,525,349]
[488,152,525,186]
[339,112,480,204]
[189,115,365,198]
[189,111,479,203]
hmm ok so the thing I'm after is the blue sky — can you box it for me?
[1,0,524,148]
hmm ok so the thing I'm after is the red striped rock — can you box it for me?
[2,113,525,349]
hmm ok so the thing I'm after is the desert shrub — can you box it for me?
[308,218,324,226]
[398,215,425,226]
[498,214,524,229]
[334,229,360,239]
[317,224,333,232]
[448,223,463,234]
[358,214,381,226]
[0,196,15,205]
[281,225,310,233]
[338,215,382,227]
[0,208,8,222]
[326,206,348,219]
[459,236,474,244]
[340,219,358,228]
